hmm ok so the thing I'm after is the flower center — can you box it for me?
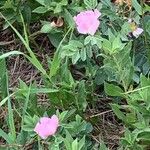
[130,22,137,31]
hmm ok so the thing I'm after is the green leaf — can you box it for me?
[72,51,80,64]
[48,33,63,48]
[0,59,7,99]
[0,129,13,144]
[1,61,16,141]
[50,52,61,78]
[64,131,73,150]
[1,13,47,76]
[27,56,47,75]
[78,136,85,150]
[144,4,150,13]
[84,36,91,45]
[62,41,83,56]
[123,129,132,144]
[41,24,53,33]
[0,93,15,107]
[19,88,59,94]
[21,83,31,129]
[49,28,72,78]
[111,104,126,122]
[33,6,48,14]
[64,9,75,29]
[23,115,39,132]
[139,75,150,102]
[61,49,76,58]
[8,99,16,141]
[140,75,150,87]
[112,36,121,51]
[86,45,93,58]
[34,0,45,6]
[80,48,86,61]
[77,81,87,111]
[20,13,47,75]
[22,125,34,132]
[104,82,124,97]
[84,0,98,9]
[23,5,31,25]
[131,0,142,15]
[44,0,52,6]
[24,115,35,125]
[61,0,68,5]
[102,39,112,54]
[69,40,83,48]
[95,36,102,48]
[57,109,76,122]
[91,36,97,45]
[54,4,62,13]
[72,139,78,150]
[99,141,108,150]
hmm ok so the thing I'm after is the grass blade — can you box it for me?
[0,93,15,107]
[1,13,47,76]
[0,51,24,59]
[0,129,13,144]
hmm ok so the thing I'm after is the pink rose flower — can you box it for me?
[74,9,101,35]
[34,115,59,139]
[132,27,143,38]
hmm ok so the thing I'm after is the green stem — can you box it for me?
[38,136,42,150]
[69,28,74,41]
[57,27,72,52]
[124,85,150,94]
[29,31,41,38]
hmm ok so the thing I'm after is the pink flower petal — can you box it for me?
[94,9,101,18]
[50,115,59,130]
[34,115,59,139]
[132,28,143,38]
[74,9,101,35]
[88,20,100,35]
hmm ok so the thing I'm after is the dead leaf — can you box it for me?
[113,0,131,8]
[51,17,64,27]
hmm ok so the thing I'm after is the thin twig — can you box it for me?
[89,110,113,118]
